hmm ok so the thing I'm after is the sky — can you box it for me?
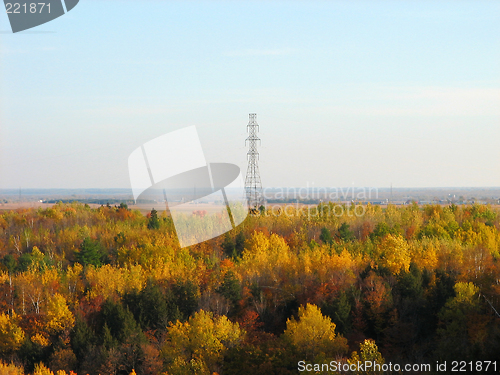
[0,0,499,189]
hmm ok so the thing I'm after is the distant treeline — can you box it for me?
[266,198,320,204]
[43,199,152,205]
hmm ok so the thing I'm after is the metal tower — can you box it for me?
[245,113,263,208]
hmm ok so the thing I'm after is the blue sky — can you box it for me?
[0,0,499,189]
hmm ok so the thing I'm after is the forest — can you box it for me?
[0,201,499,374]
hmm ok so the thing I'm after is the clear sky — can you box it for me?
[0,0,499,189]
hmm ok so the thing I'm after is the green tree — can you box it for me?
[234,231,246,258]
[118,202,129,210]
[221,233,235,258]
[217,271,242,315]
[397,263,424,300]
[124,280,170,330]
[338,222,355,242]
[70,316,96,360]
[75,237,104,267]
[321,292,352,335]
[319,227,333,245]
[2,254,17,274]
[172,280,200,321]
[369,222,395,242]
[99,299,144,345]
[436,282,485,361]
[221,232,246,259]
[147,208,161,230]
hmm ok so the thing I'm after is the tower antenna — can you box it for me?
[245,113,263,209]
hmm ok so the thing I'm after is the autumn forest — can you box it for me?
[0,202,499,374]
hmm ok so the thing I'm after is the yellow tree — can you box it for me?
[283,303,348,360]
[64,263,84,305]
[375,234,410,275]
[0,312,25,354]
[238,231,293,288]
[33,363,53,375]
[0,361,24,375]
[15,270,44,314]
[162,310,244,375]
[409,239,438,271]
[85,264,145,299]
[33,363,72,375]
[348,339,385,375]
[45,293,75,334]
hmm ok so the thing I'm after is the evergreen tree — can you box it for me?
[319,227,333,245]
[147,208,161,230]
[172,280,200,321]
[124,281,169,330]
[99,299,144,345]
[338,222,355,242]
[71,316,96,360]
[76,237,105,267]
[217,271,242,315]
